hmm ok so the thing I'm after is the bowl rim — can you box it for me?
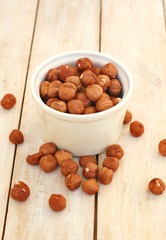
[31,50,133,122]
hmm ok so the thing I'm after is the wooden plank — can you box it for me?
[98,0,166,239]
[3,0,100,239]
[0,0,38,238]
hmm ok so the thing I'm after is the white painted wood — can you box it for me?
[4,0,100,239]
[0,0,38,238]
[98,0,166,239]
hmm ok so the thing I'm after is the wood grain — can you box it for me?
[3,0,100,239]
[98,0,166,239]
[0,0,38,238]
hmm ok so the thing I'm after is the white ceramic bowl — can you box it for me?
[31,51,133,156]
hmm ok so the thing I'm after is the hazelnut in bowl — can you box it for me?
[31,51,133,156]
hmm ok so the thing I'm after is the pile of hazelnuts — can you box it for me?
[40,57,122,114]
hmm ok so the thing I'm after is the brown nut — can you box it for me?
[46,97,59,107]
[10,181,30,202]
[65,173,82,191]
[51,100,67,112]
[49,194,66,211]
[76,57,93,71]
[102,157,119,172]
[58,82,76,101]
[40,81,50,99]
[82,162,99,179]
[58,64,76,81]
[106,144,124,160]
[26,152,42,165]
[61,159,79,177]
[108,79,122,97]
[80,70,97,87]
[101,63,117,79]
[1,93,16,109]
[65,76,82,90]
[46,68,59,82]
[123,110,132,124]
[39,142,57,155]
[39,154,57,173]
[47,80,62,98]
[79,155,97,167]
[96,75,110,91]
[9,129,24,144]
[84,106,97,114]
[111,97,122,106]
[158,139,166,156]
[86,84,103,101]
[130,121,144,137]
[76,92,92,107]
[55,150,73,166]
[82,179,98,195]
[96,97,113,112]
[98,167,113,185]
[148,178,165,195]
[67,99,84,114]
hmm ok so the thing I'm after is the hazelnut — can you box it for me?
[84,106,97,114]
[47,80,62,98]
[108,79,122,97]
[1,93,16,109]
[51,100,67,112]
[101,93,111,99]
[49,194,66,211]
[96,97,113,112]
[79,155,97,167]
[106,144,124,160]
[98,167,113,185]
[82,179,98,195]
[76,57,93,71]
[39,142,57,155]
[65,76,82,90]
[65,173,82,191]
[123,110,132,124]
[61,159,79,177]
[96,75,110,91]
[102,157,119,172]
[158,139,166,156]
[46,68,59,82]
[58,82,76,101]
[148,178,165,195]
[80,70,97,87]
[9,129,24,144]
[67,99,84,114]
[101,63,117,79]
[10,181,30,202]
[76,92,92,107]
[55,150,73,166]
[86,84,103,101]
[26,152,42,165]
[130,121,144,137]
[46,97,59,107]
[58,64,76,81]
[92,67,101,76]
[39,154,57,173]
[40,81,50,99]
[82,162,99,179]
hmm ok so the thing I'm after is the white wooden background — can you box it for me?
[0,0,166,239]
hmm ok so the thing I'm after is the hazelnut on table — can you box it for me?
[130,121,144,137]
[103,157,119,172]
[39,142,57,155]
[39,154,57,173]
[79,155,97,167]
[55,150,73,166]
[1,93,16,109]
[106,144,124,160]
[10,181,30,202]
[82,162,99,179]
[61,159,79,177]
[98,167,113,185]
[26,152,42,165]
[123,110,132,124]
[82,179,99,195]
[9,129,24,145]
[158,139,166,156]
[148,178,165,195]
[65,173,82,191]
[49,194,66,211]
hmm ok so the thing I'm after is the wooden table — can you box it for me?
[1,0,166,239]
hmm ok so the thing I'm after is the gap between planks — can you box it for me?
[1,0,40,239]
[162,0,166,34]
